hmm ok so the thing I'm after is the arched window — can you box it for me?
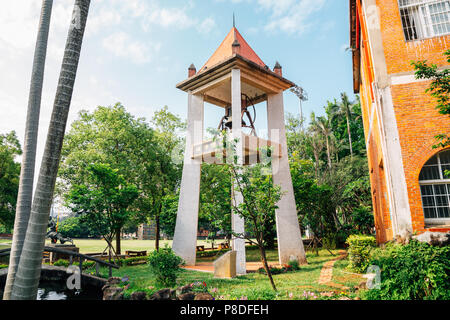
[419,149,450,225]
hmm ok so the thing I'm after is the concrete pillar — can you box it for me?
[172,92,204,266]
[267,93,307,265]
[231,68,246,275]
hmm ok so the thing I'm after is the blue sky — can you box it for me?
[0,0,355,171]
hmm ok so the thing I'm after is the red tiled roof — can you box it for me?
[198,27,266,73]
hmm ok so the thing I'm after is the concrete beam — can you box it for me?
[267,93,307,265]
[172,93,204,266]
[231,68,246,275]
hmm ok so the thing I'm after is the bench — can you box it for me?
[218,243,230,250]
[125,250,147,257]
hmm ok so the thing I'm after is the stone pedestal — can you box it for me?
[213,251,237,279]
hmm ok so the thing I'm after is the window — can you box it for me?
[399,0,450,40]
[419,149,450,224]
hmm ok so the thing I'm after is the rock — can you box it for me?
[130,291,147,300]
[194,293,214,300]
[107,277,122,285]
[178,292,196,300]
[395,230,412,245]
[357,281,367,289]
[170,289,178,300]
[103,286,124,300]
[149,288,171,301]
[412,231,450,246]
[176,284,192,295]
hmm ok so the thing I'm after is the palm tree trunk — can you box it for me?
[346,115,353,158]
[326,137,331,169]
[10,0,91,300]
[3,0,53,301]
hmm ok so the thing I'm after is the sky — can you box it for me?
[0,0,355,176]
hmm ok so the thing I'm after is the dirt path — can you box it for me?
[317,250,347,285]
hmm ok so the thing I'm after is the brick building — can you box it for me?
[350,0,450,243]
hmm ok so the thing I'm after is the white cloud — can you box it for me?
[102,32,160,64]
[86,9,122,36]
[260,0,327,35]
[197,17,217,34]
[0,0,41,50]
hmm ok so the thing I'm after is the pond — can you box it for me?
[37,280,102,300]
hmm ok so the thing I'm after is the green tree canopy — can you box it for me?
[65,163,138,258]
[0,131,22,232]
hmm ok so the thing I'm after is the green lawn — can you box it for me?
[45,239,214,254]
[101,248,364,300]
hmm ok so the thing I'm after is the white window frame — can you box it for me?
[398,0,450,41]
[419,150,450,225]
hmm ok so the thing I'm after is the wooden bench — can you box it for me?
[125,250,147,257]
[218,243,230,250]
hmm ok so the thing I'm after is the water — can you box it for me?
[36,280,102,300]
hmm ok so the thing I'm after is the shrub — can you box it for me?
[257,263,298,275]
[288,259,300,271]
[53,259,70,267]
[196,248,230,258]
[363,240,450,300]
[116,256,148,267]
[0,264,7,269]
[147,247,185,287]
[346,234,376,273]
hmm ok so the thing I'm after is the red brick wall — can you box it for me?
[358,5,393,242]
[377,0,450,75]
[391,81,450,233]
[355,0,450,240]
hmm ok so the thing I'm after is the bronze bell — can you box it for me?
[224,117,246,130]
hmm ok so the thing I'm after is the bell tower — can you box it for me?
[172,26,307,273]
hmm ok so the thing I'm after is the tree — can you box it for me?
[143,106,184,251]
[228,160,282,292]
[199,163,232,248]
[3,0,53,300]
[412,50,450,149]
[10,0,91,300]
[58,215,100,238]
[289,155,337,254]
[65,164,138,261]
[0,132,22,232]
[59,104,157,254]
[311,114,334,170]
[286,93,373,250]
[329,93,355,158]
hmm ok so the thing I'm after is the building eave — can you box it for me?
[176,54,295,94]
[350,0,361,94]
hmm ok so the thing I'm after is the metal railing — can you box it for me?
[0,246,119,278]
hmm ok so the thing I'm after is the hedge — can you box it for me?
[345,234,376,273]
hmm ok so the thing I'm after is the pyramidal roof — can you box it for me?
[198,27,266,73]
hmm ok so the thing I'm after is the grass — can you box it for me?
[103,248,364,300]
[44,239,214,254]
